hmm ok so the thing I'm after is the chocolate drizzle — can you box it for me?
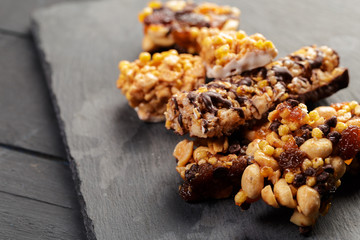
[272,66,293,83]
[309,50,324,69]
[144,7,175,25]
[200,91,232,114]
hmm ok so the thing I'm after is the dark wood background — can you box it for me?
[0,0,90,239]
[29,0,360,239]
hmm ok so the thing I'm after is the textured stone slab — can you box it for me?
[32,0,360,239]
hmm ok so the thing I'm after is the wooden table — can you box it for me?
[0,0,86,238]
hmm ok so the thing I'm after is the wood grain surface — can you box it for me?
[0,147,86,239]
[0,33,66,158]
[32,0,360,239]
[0,0,94,34]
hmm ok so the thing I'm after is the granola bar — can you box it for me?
[198,29,278,78]
[234,100,360,232]
[174,100,360,232]
[165,45,349,138]
[138,1,240,53]
[117,50,205,122]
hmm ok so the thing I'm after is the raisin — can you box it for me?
[318,124,330,136]
[317,172,330,182]
[338,125,360,159]
[323,164,334,174]
[304,167,316,176]
[293,173,306,188]
[327,131,341,145]
[185,164,199,180]
[228,144,241,154]
[295,136,305,146]
[269,120,281,134]
[278,148,307,169]
[325,116,337,128]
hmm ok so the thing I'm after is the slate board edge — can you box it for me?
[31,19,96,240]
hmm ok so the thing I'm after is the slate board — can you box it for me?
[32,0,360,239]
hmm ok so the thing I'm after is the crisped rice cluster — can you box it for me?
[117,50,205,121]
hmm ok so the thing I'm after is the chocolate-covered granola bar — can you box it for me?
[138,1,240,53]
[117,50,205,122]
[165,45,349,138]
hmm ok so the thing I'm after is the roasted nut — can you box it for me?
[274,178,297,208]
[300,138,332,159]
[297,185,320,217]
[270,169,281,185]
[193,146,212,162]
[314,106,337,120]
[254,151,280,170]
[241,163,264,199]
[246,139,261,156]
[174,140,194,167]
[290,209,317,227]
[261,185,279,208]
[330,156,346,179]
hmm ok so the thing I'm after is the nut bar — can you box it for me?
[198,29,278,78]
[165,45,349,138]
[138,1,240,53]
[235,100,360,233]
[174,135,251,202]
[117,50,205,122]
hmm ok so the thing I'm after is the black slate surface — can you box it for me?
[0,33,66,158]
[32,0,360,239]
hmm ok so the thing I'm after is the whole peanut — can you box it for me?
[241,163,264,199]
[315,106,337,120]
[261,185,279,208]
[297,185,320,217]
[300,138,332,159]
[274,178,297,208]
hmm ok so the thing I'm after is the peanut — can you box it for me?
[314,106,337,120]
[246,139,261,156]
[274,179,297,208]
[254,151,280,170]
[261,185,279,208]
[174,140,194,167]
[290,209,317,227]
[297,185,320,217]
[330,156,346,180]
[300,138,332,159]
[241,163,264,199]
